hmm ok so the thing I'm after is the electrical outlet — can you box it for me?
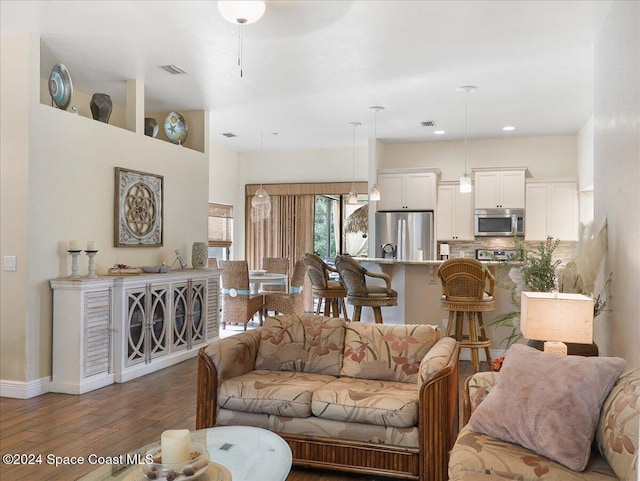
[3,255,17,272]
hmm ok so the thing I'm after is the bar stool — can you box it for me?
[438,258,495,372]
[335,255,397,324]
[302,253,349,321]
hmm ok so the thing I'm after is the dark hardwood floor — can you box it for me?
[0,353,481,481]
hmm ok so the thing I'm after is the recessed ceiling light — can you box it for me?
[434,130,446,135]
[503,126,515,131]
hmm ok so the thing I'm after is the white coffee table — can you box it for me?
[79,426,292,481]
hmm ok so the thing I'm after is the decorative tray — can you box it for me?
[123,461,231,481]
[164,111,189,145]
[142,265,171,273]
[108,267,142,276]
[48,63,73,110]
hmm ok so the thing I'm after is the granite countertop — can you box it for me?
[354,257,511,266]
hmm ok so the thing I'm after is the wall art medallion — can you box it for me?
[114,167,163,247]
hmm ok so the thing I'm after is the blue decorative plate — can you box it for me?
[164,111,189,145]
[48,63,73,110]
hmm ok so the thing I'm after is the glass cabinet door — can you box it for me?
[126,289,147,366]
[190,281,206,346]
[148,287,168,359]
[172,284,189,351]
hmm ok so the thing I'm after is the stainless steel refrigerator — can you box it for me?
[375,211,435,260]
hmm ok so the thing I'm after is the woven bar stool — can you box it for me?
[302,253,349,321]
[438,258,495,372]
[335,255,397,324]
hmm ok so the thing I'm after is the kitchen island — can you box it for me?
[353,257,518,360]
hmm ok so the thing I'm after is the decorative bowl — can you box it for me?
[140,442,209,480]
[249,269,267,276]
[142,266,171,273]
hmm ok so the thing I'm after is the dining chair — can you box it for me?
[438,258,495,372]
[334,255,397,324]
[263,260,306,316]
[260,257,289,293]
[302,253,349,321]
[219,260,264,330]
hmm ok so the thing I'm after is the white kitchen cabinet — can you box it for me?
[377,170,438,211]
[436,183,474,240]
[50,268,221,393]
[525,180,579,241]
[474,168,527,209]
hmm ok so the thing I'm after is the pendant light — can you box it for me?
[218,1,266,77]
[457,86,477,193]
[251,132,274,222]
[368,106,385,201]
[348,122,361,205]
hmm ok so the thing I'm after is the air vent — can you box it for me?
[221,132,237,138]
[420,121,436,127]
[160,65,188,75]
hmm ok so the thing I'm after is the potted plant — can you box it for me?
[486,236,562,348]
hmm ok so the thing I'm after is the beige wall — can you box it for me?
[1,33,209,389]
[1,33,34,382]
[383,135,577,181]
[594,1,640,367]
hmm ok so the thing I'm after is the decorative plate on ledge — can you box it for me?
[164,111,189,145]
[48,63,73,110]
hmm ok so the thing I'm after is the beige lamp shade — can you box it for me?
[520,291,594,345]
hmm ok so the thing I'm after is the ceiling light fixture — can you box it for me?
[368,106,385,201]
[503,125,515,131]
[434,130,446,135]
[348,122,361,205]
[218,1,265,77]
[251,132,276,222]
[457,85,477,193]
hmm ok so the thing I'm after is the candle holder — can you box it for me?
[85,250,98,279]
[67,250,81,278]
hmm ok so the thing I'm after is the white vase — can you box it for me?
[191,242,208,268]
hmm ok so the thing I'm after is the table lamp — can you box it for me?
[520,291,594,355]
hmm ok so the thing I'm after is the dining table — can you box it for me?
[248,272,288,294]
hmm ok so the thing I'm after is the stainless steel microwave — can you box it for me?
[474,208,525,237]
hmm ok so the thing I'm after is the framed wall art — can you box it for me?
[114,167,164,247]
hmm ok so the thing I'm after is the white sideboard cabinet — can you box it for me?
[376,169,439,211]
[50,268,221,394]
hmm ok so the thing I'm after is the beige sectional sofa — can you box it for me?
[449,346,639,481]
[197,313,460,481]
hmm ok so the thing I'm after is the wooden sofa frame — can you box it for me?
[196,342,460,481]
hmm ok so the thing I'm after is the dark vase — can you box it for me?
[90,93,112,123]
[144,117,159,137]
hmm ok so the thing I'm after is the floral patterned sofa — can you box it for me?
[449,367,639,481]
[196,314,460,481]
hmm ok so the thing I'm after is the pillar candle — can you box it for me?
[69,240,80,251]
[87,241,97,251]
[161,429,190,464]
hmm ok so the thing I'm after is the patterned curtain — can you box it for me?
[246,194,316,310]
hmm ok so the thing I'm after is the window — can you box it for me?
[208,203,233,261]
[314,194,368,260]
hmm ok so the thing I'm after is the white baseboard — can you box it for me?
[0,376,50,399]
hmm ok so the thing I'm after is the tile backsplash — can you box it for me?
[437,238,577,265]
